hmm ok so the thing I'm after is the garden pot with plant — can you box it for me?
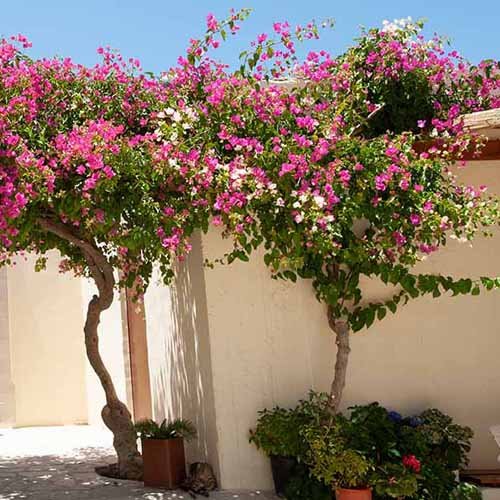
[249,406,301,496]
[305,414,374,500]
[135,419,196,489]
[335,488,372,500]
[249,393,331,497]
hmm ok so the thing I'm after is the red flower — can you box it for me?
[402,455,421,473]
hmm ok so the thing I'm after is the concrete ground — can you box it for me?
[0,426,277,500]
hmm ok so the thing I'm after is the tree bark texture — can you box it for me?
[327,305,351,414]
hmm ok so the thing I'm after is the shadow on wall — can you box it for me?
[145,232,219,476]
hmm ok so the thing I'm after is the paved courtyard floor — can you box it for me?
[0,426,278,500]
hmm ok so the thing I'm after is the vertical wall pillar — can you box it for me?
[144,233,220,478]
[0,268,15,425]
[125,289,153,422]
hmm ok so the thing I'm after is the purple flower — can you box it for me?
[408,416,423,427]
[388,411,403,423]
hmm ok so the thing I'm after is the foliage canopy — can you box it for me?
[1,13,499,331]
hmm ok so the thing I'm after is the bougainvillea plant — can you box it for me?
[0,10,499,477]
[183,14,500,414]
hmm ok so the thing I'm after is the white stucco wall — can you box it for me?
[7,252,88,427]
[2,253,129,429]
[144,233,220,475]
[200,160,500,489]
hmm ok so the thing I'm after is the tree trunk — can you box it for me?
[37,218,142,480]
[327,306,351,414]
[85,293,143,480]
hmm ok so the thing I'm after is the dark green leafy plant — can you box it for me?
[252,395,477,498]
[249,391,331,459]
[452,482,482,500]
[134,418,196,441]
[345,404,474,500]
[371,463,419,498]
[283,464,331,500]
[417,460,456,500]
[419,409,474,469]
[249,407,305,458]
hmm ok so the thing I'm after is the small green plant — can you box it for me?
[249,391,331,459]
[134,418,196,441]
[452,482,482,500]
[371,463,419,498]
[249,407,305,458]
[305,417,372,489]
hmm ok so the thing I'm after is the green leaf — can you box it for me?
[377,307,387,320]
[365,307,376,328]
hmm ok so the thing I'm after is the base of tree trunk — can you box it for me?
[95,462,143,481]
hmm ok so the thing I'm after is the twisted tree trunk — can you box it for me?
[85,294,143,480]
[38,219,142,480]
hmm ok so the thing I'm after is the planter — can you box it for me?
[335,488,372,500]
[270,455,297,497]
[142,437,186,489]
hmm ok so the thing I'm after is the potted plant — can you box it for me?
[249,406,303,496]
[134,418,196,489]
[345,403,474,499]
[305,416,373,500]
[249,392,330,496]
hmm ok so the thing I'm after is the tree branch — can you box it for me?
[37,218,114,308]
[349,103,386,138]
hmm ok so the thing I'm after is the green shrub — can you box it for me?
[134,418,196,441]
[249,391,331,459]
[371,463,419,498]
[305,416,373,489]
[251,395,475,499]
[419,409,474,470]
[283,464,331,500]
[452,482,483,500]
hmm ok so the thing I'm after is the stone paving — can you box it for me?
[0,426,278,500]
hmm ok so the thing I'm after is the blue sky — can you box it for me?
[1,1,498,74]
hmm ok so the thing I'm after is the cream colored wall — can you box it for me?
[144,233,220,476]
[4,254,130,428]
[7,252,88,427]
[0,268,15,426]
[201,230,328,489]
[201,161,500,489]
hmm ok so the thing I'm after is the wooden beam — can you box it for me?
[462,109,500,132]
[460,139,500,161]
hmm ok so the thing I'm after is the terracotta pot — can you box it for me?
[335,487,372,500]
[142,437,186,489]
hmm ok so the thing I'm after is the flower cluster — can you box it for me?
[0,11,499,318]
[402,454,421,473]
